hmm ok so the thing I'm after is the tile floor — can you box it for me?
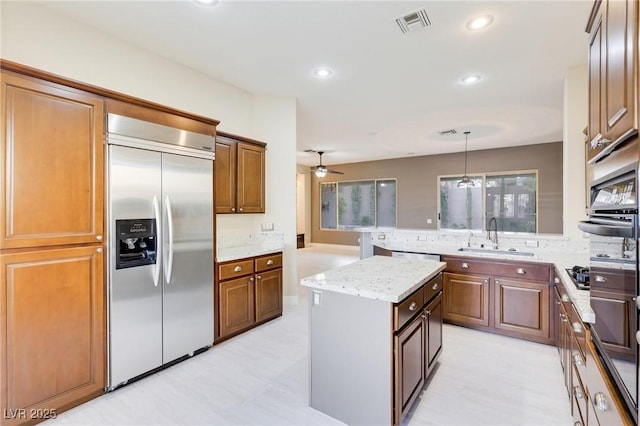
[47,245,572,425]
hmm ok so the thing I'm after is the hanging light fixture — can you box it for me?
[457,131,475,188]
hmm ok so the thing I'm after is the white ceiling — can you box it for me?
[38,0,592,167]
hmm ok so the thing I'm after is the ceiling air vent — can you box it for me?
[438,129,458,136]
[396,9,431,34]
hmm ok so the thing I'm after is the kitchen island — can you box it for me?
[301,255,446,426]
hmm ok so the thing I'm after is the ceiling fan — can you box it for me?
[305,149,344,177]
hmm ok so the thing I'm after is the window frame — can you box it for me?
[319,178,398,231]
[436,169,539,234]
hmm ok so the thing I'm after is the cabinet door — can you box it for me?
[0,72,104,248]
[494,278,550,341]
[0,245,105,423]
[587,3,605,161]
[394,314,425,425]
[602,0,637,145]
[425,292,442,376]
[236,142,265,213]
[590,294,635,359]
[214,139,236,213]
[218,276,255,338]
[442,272,490,328]
[255,268,282,323]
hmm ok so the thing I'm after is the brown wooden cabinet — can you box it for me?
[0,71,104,249]
[494,278,550,340]
[393,274,443,425]
[215,132,266,214]
[586,0,638,162]
[0,245,105,425]
[0,69,106,426]
[215,252,282,341]
[443,272,490,329]
[441,255,554,345]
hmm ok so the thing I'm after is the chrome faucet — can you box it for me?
[487,217,498,249]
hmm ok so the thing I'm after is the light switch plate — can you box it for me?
[525,240,539,248]
[312,290,322,306]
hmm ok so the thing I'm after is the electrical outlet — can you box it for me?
[426,218,432,224]
[377,234,385,240]
[417,235,428,241]
[525,240,539,248]
[313,290,322,306]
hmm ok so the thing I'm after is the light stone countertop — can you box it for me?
[300,255,447,303]
[217,244,284,263]
[372,240,594,323]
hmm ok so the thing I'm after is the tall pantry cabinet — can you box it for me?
[0,70,105,425]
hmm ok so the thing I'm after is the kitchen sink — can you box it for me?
[457,247,535,257]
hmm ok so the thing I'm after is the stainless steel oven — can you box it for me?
[578,163,638,421]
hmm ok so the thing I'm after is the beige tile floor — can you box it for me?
[47,245,571,425]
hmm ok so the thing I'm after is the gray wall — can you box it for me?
[311,142,563,246]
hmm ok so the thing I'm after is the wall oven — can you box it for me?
[578,163,638,421]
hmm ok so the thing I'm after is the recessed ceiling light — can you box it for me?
[313,67,334,79]
[195,0,219,5]
[461,75,481,85]
[466,15,494,31]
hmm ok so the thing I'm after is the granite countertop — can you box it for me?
[217,244,284,263]
[300,255,447,303]
[372,240,594,323]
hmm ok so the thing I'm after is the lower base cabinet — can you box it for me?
[394,275,443,425]
[215,252,282,341]
[441,256,554,345]
[0,246,105,426]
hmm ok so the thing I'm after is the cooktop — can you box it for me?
[565,266,590,291]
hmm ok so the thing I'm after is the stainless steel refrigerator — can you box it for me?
[106,113,214,390]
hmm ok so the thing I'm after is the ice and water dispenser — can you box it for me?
[115,219,157,269]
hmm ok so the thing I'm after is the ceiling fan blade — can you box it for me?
[326,169,344,175]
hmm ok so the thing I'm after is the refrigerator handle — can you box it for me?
[165,195,175,284]
[152,195,161,287]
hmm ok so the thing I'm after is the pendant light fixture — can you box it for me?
[457,131,475,188]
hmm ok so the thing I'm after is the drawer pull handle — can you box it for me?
[461,262,469,269]
[257,275,261,280]
[516,268,526,275]
[573,386,584,400]
[239,207,244,212]
[97,248,103,254]
[409,302,418,311]
[572,322,583,333]
[432,283,439,290]
[635,330,640,345]
[249,277,254,282]
[96,235,103,241]
[594,275,607,283]
[561,294,569,302]
[425,310,431,315]
[267,260,274,266]
[234,266,242,272]
[573,354,584,367]
[594,392,609,411]
[554,277,560,284]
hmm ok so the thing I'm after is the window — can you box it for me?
[320,179,396,230]
[438,171,537,233]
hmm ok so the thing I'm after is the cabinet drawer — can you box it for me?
[586,341,632,425]
[424,273,442,304]
[590,267,635,293]
[255,253,282,272]
[443,256,550,282]
[491,262,551,282]
[218,259,254,280]
[570,304,587,359]
[394,287,425,331]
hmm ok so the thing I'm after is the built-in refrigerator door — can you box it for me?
[108,145,163,387]
[161,153,214,362]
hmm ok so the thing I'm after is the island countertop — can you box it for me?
[300,255,446,303]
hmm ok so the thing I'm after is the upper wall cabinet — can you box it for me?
[586,0,638,163]
[0,71,104,248]
[215,132,266,214]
